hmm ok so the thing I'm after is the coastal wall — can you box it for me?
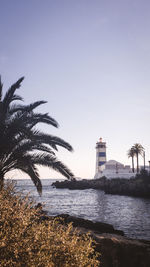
[52,175,150,198]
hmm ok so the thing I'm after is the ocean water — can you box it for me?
[15,179,150,240]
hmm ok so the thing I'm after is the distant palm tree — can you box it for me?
[0,77,74,194]
[132,143,144,173]
[143,151,146,170]
[127,147,135,173]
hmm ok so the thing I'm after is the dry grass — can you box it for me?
[0,182,100,267]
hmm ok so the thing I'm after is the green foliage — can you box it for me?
[0,77,74,194]
[136,169,150,183]
[0,182,100,267]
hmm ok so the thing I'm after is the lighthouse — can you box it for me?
[95,138,107,178]
[94,138,136,179]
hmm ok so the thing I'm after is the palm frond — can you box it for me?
[4,141,55,167]
[0,76,74,194]
[8,110,58,129]
[31,132,73,152]
[132,143,144,155]
[127,147,135,158]
[30,153,74,179]
[3,77,24,113]
[8,103,23,115]
[18,164,42,195]
[23,165,42,195]
[9,101,47,115]
[6,154,42,195]
[10,94,23,102]
[27,113,59,128]
[21,101,47,112]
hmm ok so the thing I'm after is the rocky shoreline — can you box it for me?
[51,177,150,266]
[52,176,150,198]
[39,211,150,267]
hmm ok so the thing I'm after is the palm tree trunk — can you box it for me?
[137,153,139,173]
[143,151,145,170]
[132,156,134,173]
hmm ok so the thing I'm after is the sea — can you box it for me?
[14,178,150,240]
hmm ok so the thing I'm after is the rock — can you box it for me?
[94,233,150,267]
[52,177,150,198]
[54,214,124,236]
[54,214,150,267]
[38,212,150,267]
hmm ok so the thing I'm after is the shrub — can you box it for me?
[136,169,150,183]
[0,182,100,267]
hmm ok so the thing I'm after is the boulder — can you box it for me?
[54,214,124,236]
[94,233,150,267]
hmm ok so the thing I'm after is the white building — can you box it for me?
[94,138,136,179]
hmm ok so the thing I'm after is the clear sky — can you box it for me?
[1,0,150,179]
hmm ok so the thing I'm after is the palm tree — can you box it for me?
[0,77,74,195]
[127,147,135,173]
[132,143,144,173]
[143,151,146,170]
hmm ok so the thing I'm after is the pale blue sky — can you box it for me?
[1,0,150,179]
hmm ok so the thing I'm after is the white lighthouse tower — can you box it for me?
[94,137,107,179]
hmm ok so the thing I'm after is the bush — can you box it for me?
[0,182,100,267]
[135,169,150,184]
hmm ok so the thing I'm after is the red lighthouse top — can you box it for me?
[96,137,106,148]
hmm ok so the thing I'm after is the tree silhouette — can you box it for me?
[132,143,144,173]
[127,147,135,173]
[0,77,74,195]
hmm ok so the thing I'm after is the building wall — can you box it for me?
[94,170,136,179]
[95,160,135,179]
